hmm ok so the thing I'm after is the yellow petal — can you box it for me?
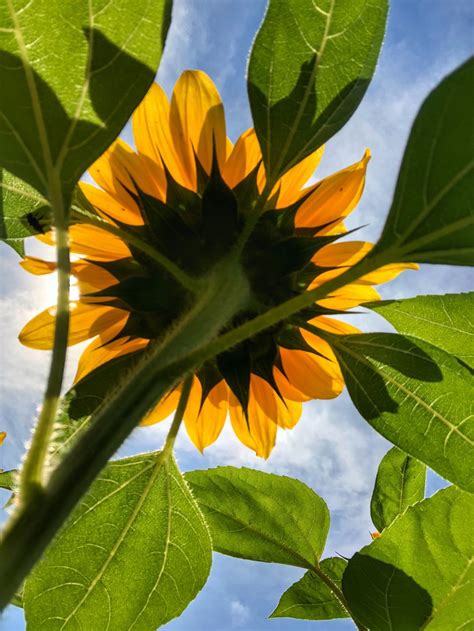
[222,128,262,189]
[71,225,131,261]
[315,283,381,310]
[228,385,277,459]
[355,262,419,286]
[132,82,192,190]
[141,386,183,426]
[252,374,302,429]
[20,256,56,275]
[308,315,361,336]
[19,302,128,350]
[170,70,227,184]
[72,261,118,296]
[295,149,371,231]
[75,333,149,383]
[184,377,228,451]
[80,182,143,227]
[0,431,6,446]
[280,345,344,400]
[276,146,325,208]
[313,241,373,268]
[274,367,312,402]
[89,138,162,211]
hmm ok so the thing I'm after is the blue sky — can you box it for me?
[1,1,473,629]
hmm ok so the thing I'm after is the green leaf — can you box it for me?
[0,469,15,491]
[186,467,329,569]
[247,0,388,182]
[370,447,426,533]
[371,59,474,265]
[270,557,348,620]
[0,170,50,255]
[367,293,474,369]
[343,486,474,630]
[24,453,212,630]
[329,333,474,492]
[0,0,171,197]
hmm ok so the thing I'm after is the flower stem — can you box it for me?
[311,563,367,631]
[18,175,70,504]
[0,250,386,606]
[162,375,193,457]
[72,206,201,294]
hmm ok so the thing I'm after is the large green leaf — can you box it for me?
[343,486,474,630]
[24,453,212,630]
[328,333,474,492]
[371,59,474,265]
[367,293,474,369]
[247,0,387,183]
[370,446,426,533]
[270,557,348,620]
[186,467,329,569]
[0,0,171,198]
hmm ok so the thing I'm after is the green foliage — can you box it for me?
[186,467,329,569]
[271,557,348,620]
[370,59,474,266]
[23,453,211,630]
[0,469,15,491]
[247,0,388,182]
[370,447,426,532]
[343,486,474,630]
[329,333,474,492]
[367,293,474,368]
[0,0,171,197]
[0,172,49,255]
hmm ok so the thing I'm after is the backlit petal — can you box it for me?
[20,256,56,275]
[74,333,149,383]
[276,146,325,208]
[252,374,302,429]
[132,82,190,190]
[184,377,228,451]
[229,387,277,459]
[80,182,143,226]
[19,302,128,350]
[222,128,262,189]
[170,70,227,186]
[141,386,183,426]
[280,346,344,400]
[295,149,371,232]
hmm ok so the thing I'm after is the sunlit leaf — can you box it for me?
[367,293,474,369]
[343,486,474,630]
[328,333,474,492]
[247,0,388,182]
[0,171,50,255]
[270,557,349,620]
[370,59,474,265]
[0,0,171,199]
[24,453,212,630]
[0,469,15,491]
[186,467,329,569]
[370,446,426,532]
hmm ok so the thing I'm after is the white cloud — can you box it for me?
[230,599,251,628]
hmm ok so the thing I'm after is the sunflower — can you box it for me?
[19,70,416,458]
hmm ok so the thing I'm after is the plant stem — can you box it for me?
[0,257,249,608]
[0,250,386,607]
[72,206,200,294]
[163,375,193,456]
[311,563,367,631]
[18,176,70,503]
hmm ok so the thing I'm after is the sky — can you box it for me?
[1,1,473,629]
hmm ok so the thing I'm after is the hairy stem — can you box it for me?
[0,249,386,607]
[72,206,201,294]
[311,563,367,631]
[18,176,70,503]
[162,375,193,456]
